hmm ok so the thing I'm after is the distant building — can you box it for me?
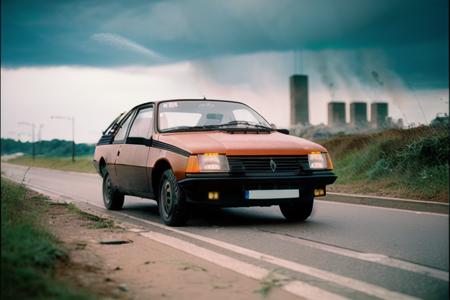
[431,113,449,127]
[328,102,346,127]
[350,102,367,127]
[290,75,309,126]
[370,102,388,128]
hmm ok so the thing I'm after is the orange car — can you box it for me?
[93,99,336,226]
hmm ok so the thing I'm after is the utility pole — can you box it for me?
[51,116,75,162]
[37,124,44,156]
[18,122,35,160]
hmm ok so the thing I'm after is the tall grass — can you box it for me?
[319,126,449,201]
[1,179,94,300]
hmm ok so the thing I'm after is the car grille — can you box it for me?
[228,156,309,175]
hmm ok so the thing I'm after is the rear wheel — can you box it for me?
[279,192,314,222]
[102,172,124,210]
[158,169,190,226]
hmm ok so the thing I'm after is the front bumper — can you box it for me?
[178,171,337,207]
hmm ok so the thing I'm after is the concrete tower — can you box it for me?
[328,102,346,127]
[350,102,367,127]
[370,102,388,128]
[290,75,309,126]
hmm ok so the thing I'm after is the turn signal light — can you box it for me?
[326,153,334,170]
[185,156,200,173]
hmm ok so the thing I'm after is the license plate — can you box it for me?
[245,189,299,200]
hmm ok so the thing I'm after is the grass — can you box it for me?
[65,203,117,229]
[1,178,95,300]
[5,156,96,173]
[318,125,449,202]
[255,271,288,298]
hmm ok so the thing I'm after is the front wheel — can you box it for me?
[279,192,314,222]
[158,169,190,226]
[102,172,124,210]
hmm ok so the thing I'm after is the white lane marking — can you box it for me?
[2,173,425,299]
[317,199,449,217]
[121,215,420,300]
[261,231,449,282]
[284,281,348,300]
[142,231,349,300]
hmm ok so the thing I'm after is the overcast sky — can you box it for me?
[1,0,448,143]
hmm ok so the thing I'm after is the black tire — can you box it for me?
[279,192,314,222]
[102,172,124,210]
[158,169,190,226]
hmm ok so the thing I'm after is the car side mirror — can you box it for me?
[270,123,277,129]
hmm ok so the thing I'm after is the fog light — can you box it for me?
[208,191,219,200]
[314,188,326,197]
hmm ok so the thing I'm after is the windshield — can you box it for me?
[158,100,272,132]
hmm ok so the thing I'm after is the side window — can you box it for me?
[128,107,154,139]
[114,113,134,142]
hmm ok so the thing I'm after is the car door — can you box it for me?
[115,105,154,195]
[109,111,135,187]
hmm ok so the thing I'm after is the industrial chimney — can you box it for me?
[290,75,309,126]
[328,101,346,127]
[350,102,368,127]
[370,102,389,128]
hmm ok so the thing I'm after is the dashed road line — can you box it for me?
[121,214,420,300]
[142,231,350,300]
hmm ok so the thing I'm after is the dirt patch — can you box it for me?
[44,203,300,300]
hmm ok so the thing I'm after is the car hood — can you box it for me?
[157,131,327,156]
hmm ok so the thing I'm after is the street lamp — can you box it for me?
[51,116,75,162]
[18,122,35,160]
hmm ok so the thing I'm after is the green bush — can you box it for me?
[320,126,449,201]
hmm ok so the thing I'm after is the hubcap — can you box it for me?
[162,180,173,217]
[103,175,112,205]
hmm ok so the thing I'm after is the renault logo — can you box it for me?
[270,159,277,172]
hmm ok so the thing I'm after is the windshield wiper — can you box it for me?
[216,121,273,131]
[162,121,273,133]
[161,125,221,133]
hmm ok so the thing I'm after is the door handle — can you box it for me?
[117,150,120,156]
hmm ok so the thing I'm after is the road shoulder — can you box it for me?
[44,195,300,300]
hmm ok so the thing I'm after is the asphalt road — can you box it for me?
[2,163,449,299]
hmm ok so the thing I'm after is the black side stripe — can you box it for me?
[119,137,190,157]
[152,140,191,157]
[126,137,152,146]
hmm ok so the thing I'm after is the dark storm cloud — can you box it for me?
[1,0,448,87]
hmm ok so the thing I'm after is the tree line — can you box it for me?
[1,138,95,157]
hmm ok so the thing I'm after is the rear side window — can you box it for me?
[128,107,154,138]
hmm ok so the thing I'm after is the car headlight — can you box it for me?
[308,152,328,170]
[186,153,230,173]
